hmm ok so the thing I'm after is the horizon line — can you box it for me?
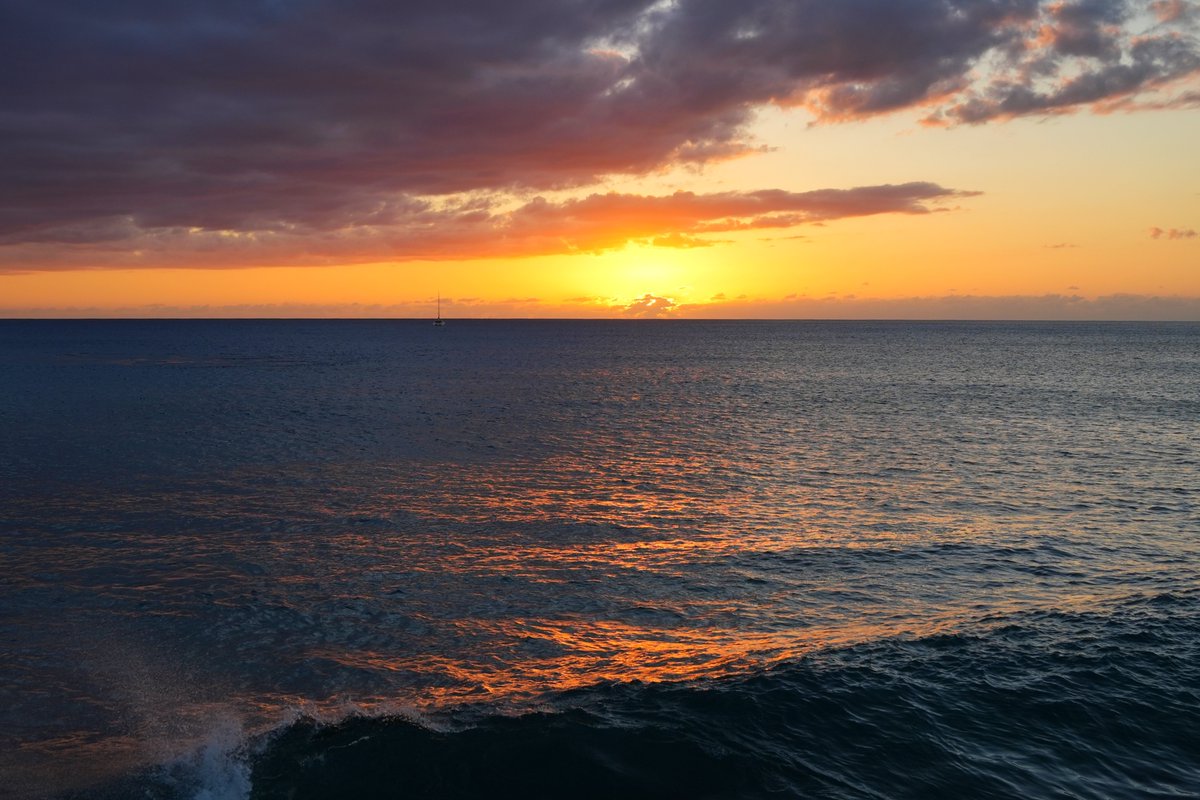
[2,317,1199,323]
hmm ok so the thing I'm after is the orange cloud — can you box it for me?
[1149,226,1198,239]
[622,294,679,318]
[0,183,974,273]
[1151,0,1194,22]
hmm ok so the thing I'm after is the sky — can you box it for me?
[1,0,1198,319]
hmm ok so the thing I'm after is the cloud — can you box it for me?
[0,183,972,272]
[675,292,1200,320]
[1149,226,1198,238]
[1151,0,1196,22]
[0,1,1196,269]
[6,293,1199,320]
[651,233,723,248]
[623,294,679,317]
[925,1,1200,124]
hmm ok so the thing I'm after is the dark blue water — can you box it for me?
[2,320,1198,799]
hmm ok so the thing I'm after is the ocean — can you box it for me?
[1,319,1197,799]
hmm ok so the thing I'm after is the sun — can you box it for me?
[568,243,717,306]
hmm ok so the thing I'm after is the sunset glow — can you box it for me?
[2,1,1198,318]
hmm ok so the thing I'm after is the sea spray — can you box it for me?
[158,719,251,800]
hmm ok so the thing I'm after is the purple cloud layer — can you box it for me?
[1,1,1196,267]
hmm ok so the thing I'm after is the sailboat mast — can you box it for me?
[433,289,445,325]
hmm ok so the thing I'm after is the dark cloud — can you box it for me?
[0,1,1196,268]
[1040,0,1127,58]
[928,1,1200,123]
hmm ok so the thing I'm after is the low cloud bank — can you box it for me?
[5,293,1198,321]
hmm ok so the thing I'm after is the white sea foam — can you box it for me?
[151,718,252,800]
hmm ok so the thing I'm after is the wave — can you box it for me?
[64,594,1200,800]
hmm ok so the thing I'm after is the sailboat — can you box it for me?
[433,291,445,326]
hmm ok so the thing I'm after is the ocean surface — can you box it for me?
[1,319,1197,799]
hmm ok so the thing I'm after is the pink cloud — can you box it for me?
[1151,0,1194,22]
